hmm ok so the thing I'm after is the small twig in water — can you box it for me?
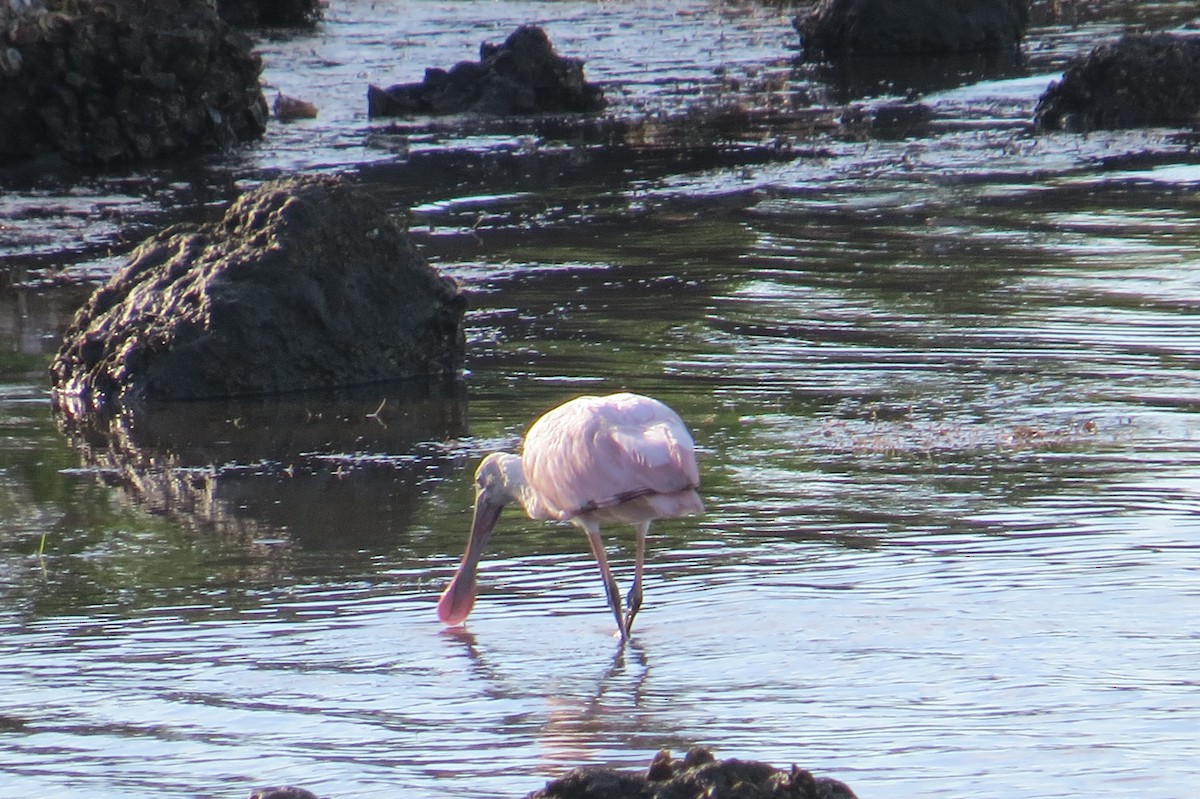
[35,533,47,580]
[367,398,388,428]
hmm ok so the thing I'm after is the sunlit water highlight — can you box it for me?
[3,1,1200,798]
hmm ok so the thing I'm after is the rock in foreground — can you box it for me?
[0,0,267,165]
[51,176,466,409]
[797,0,1029,58]
[368,24,605,117]
[1035,33,1200,132]
[247,787,321,799]
[527,747,858,799]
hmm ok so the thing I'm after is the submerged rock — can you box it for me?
[526,747,859,799]
[797,0,1029,58]
[841,100,936,140]
[368,24,606,117]
[0,0,267,165]
[51,175,466,408]
[1034,33,1200,132]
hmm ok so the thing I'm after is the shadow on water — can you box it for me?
[52,378,469,550]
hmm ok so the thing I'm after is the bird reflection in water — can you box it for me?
[439,624,663,775]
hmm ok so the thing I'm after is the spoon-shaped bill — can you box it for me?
[436,494,503,626]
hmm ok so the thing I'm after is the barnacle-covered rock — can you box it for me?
[51,175,466,408]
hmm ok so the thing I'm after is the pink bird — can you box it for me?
[437,392,703,639]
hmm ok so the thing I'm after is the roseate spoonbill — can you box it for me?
[437,392,703,639]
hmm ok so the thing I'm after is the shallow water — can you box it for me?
[3,1,1200,798]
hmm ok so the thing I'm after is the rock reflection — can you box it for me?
[808,49,1028,105]
[53,378,468,548]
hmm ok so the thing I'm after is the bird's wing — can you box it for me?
[522,393,699,520]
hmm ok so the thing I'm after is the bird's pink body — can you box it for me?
[437,392,703,639]
[521,392,702,522]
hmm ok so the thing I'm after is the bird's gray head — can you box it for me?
[474,452,524,506]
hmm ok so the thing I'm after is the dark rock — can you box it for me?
[50,175,466,409]
[526,747,859,799]
[1034,33,1200,132]
[368,24,606,117]
[248,787,322,799]
[0,0,267,165]
[217,0,322,27]
[797,0,1029,58]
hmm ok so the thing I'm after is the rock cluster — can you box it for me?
[51,175,466,409]
[526,747,858,799]
[368,24,606,117]
[797,0,1029,58]
[1035,33,1200,131]
[0,0,267,165]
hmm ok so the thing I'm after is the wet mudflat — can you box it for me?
[2,1,1200,798]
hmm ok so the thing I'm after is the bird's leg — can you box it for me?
[583,524,627,640]
[624,522,649,634]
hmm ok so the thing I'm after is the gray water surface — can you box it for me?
[2,2,1200,798]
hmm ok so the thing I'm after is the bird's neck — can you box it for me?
[496,454,548,520]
